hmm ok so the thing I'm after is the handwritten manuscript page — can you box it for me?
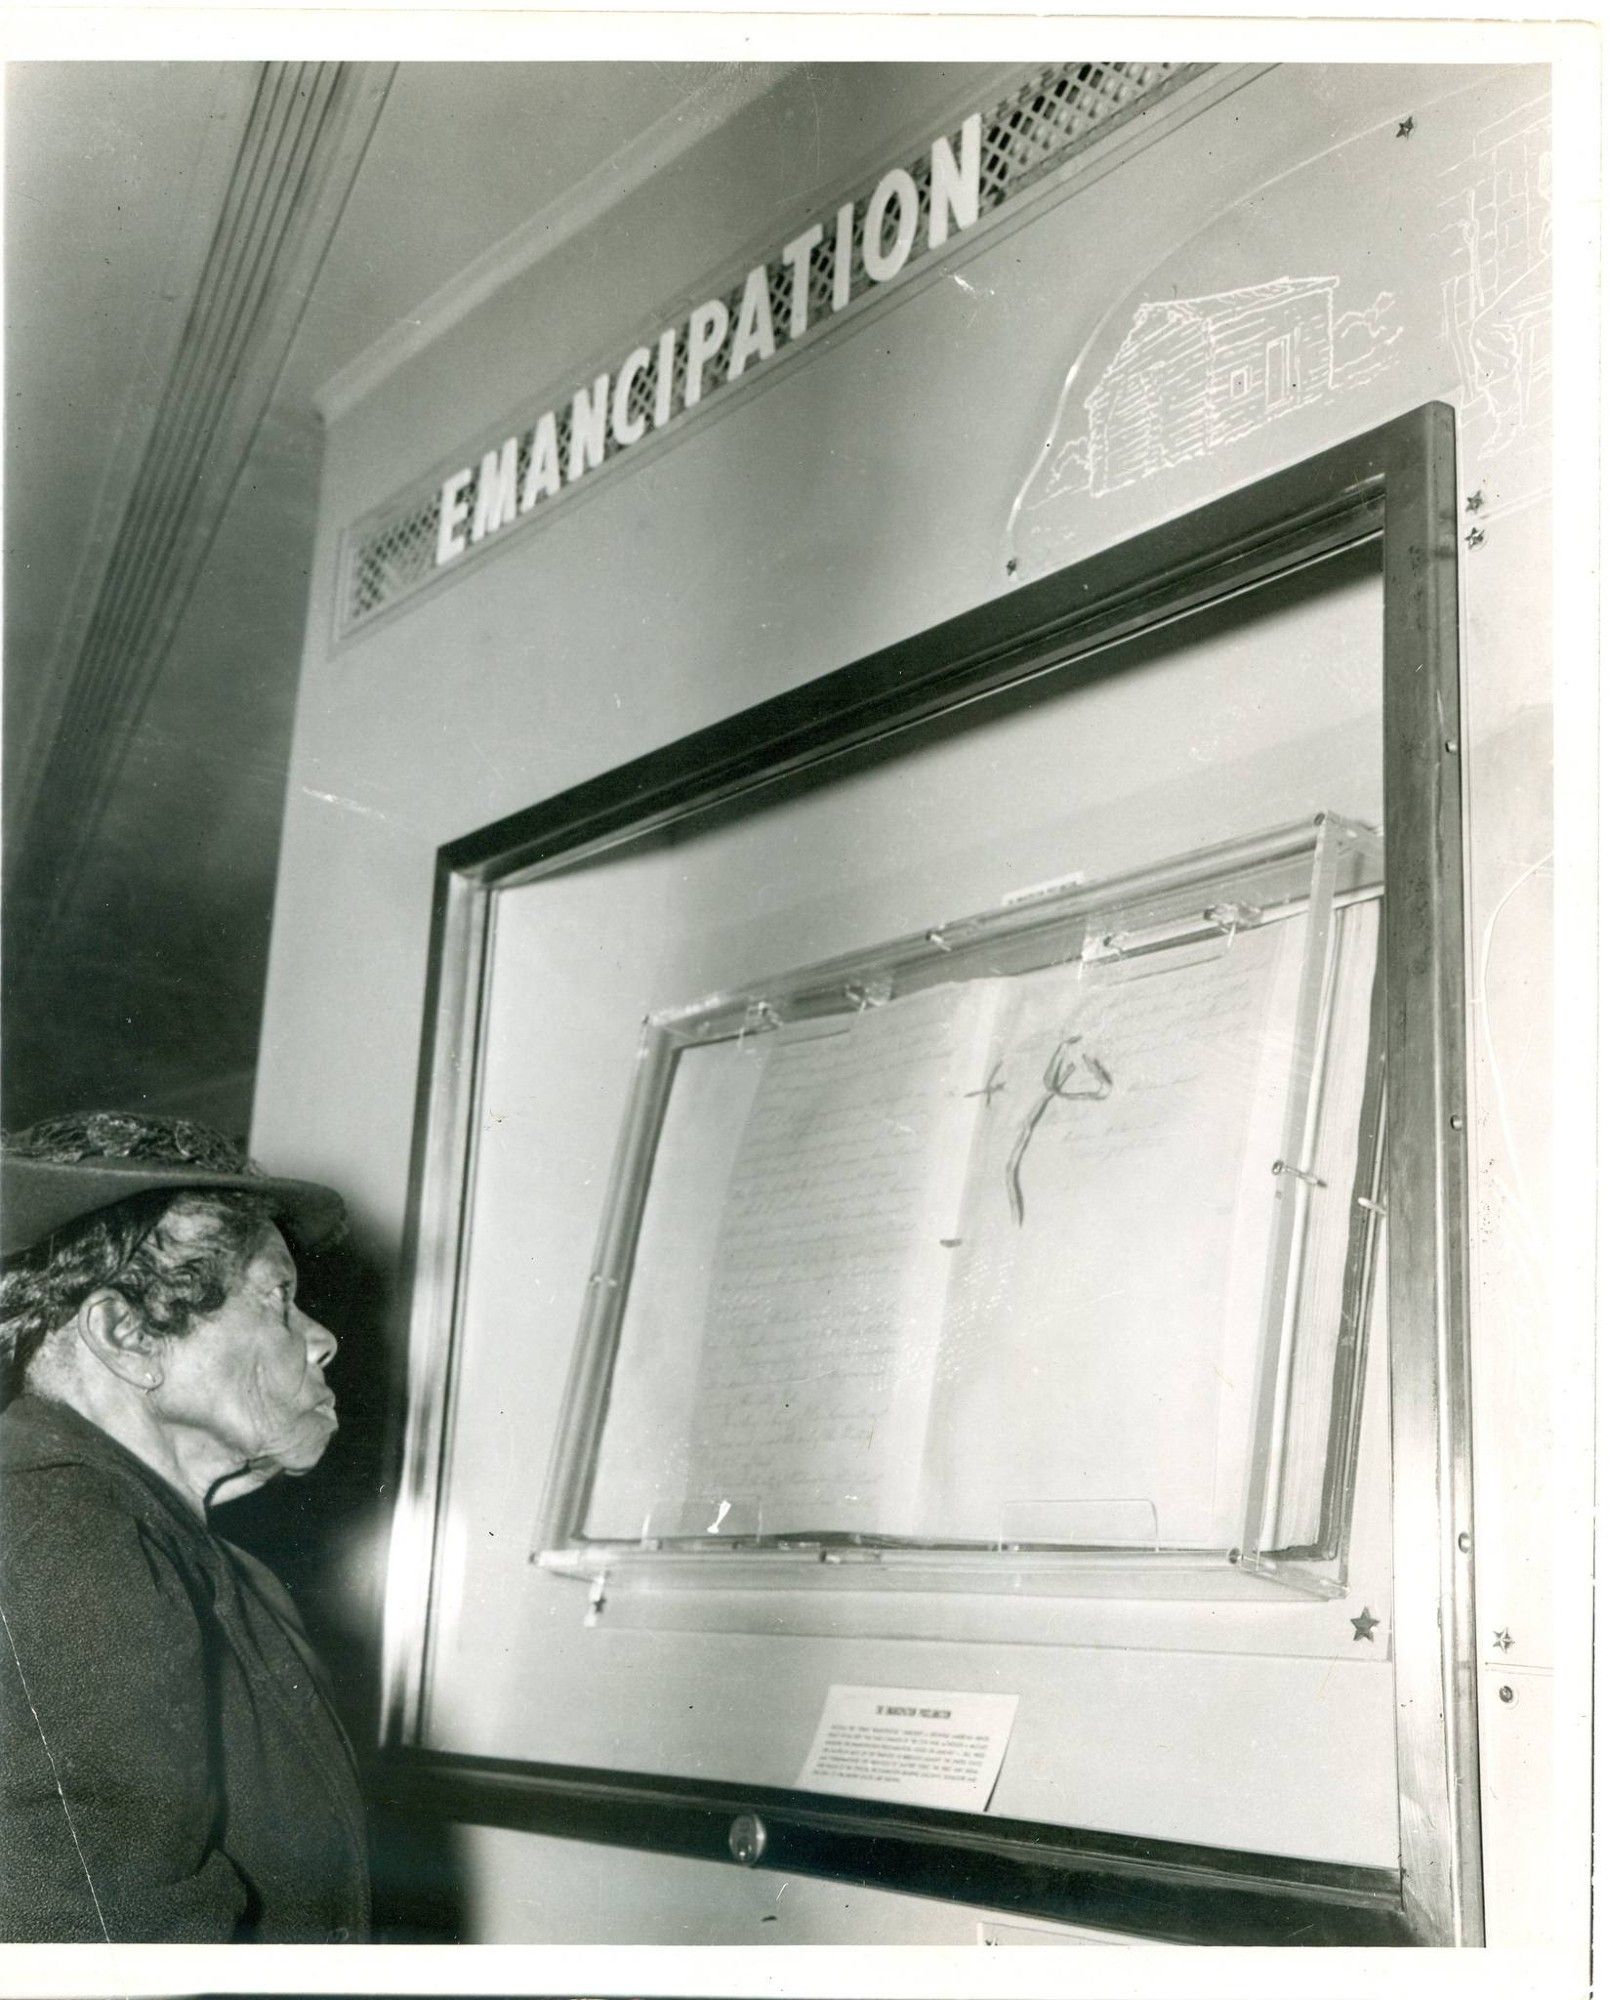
[917,921,1303,1547]
[679,984,995,1535]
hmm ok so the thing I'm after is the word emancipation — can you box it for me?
[434,116,984,568]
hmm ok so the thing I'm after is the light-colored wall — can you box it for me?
[255,59,1562,1945]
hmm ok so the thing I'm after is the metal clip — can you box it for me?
[1084,898,1266,964]
[844,977,893,1010]
[736,997,783,1047]
[1204,900,1263,936]
[1272,1159,1327,1189]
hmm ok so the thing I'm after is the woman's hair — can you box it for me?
[0,1187,273,1398]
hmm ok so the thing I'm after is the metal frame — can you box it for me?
[378,402,1477,1945]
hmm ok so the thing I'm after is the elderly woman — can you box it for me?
[0,1112,369,1942]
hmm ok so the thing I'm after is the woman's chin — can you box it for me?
[268,1410,340,1477]
[290,1426,339,1472]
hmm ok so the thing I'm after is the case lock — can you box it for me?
[728,1811,768,1867]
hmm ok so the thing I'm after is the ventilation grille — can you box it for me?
[342,60,1190,638]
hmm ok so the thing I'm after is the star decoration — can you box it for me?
[1466,490,1486,514]
[1396,116,1415,139]
[1493,1628,1515,1652]
[1466,525,1487,550]
[1350,1606,1381,1642]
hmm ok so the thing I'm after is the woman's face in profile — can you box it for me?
[153,1221,340,1481]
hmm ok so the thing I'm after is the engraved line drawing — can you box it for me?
[1030,276,1402,511]
[1438,98,1551,464]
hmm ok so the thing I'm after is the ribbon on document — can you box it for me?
[1006,1033,1113,1225]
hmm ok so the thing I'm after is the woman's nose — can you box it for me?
[301,1312,338,1367]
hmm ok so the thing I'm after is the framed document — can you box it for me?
[545,814,1384,1597]
[379,406,1473,1944]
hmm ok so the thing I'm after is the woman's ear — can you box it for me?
[77,1291,163,1391]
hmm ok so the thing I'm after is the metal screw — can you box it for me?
[1396,115,1415,138]
[1498,1685,1515,1705]
[1450,1113,1465,1130]
[1457,1531,1472,1553]
[1466,526,1486,551]
[1466,490,1485,513]
[1444,738,1459,753]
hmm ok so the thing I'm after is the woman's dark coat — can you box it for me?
[0,1392,370,1941]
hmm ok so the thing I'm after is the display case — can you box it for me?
[377,405,1475,1945]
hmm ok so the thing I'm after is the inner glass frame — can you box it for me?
[545,815,1385,1601]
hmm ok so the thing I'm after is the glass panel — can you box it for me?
[418,545,1399,1873]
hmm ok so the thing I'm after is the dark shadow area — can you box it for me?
[218,1225,471,1942]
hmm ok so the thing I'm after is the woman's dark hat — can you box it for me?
[1,1112,346,1260]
